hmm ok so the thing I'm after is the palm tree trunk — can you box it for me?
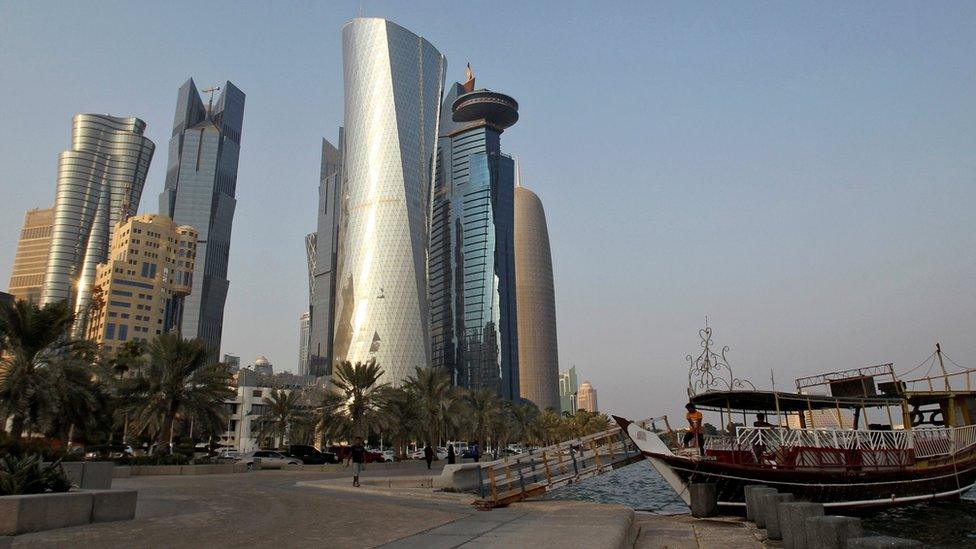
[158,413,176,455]
[9,416,25,439]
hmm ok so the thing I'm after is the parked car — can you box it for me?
[236,450,301,470]
[328,445,383,463]
[84,444,133,459]
[377,449,395,462]
[287,444,339,464]
[217,449,240,460]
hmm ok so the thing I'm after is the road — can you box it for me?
[13,467,472,548]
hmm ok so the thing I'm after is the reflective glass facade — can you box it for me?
[41,114,155,339]
[159,79,245,361]
[429,82,519,400]
[308,136,342,377]
[330,18,446,386]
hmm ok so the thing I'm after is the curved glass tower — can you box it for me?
[41,114,155,338]
[515,183,560,410]
[330,18,446,385]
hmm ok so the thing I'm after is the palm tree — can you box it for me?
[0,299,85,439]
[255,389,303,449]
[404,366,453,445]
[509,401,541,445]
[121,333,234,454]
[464,388,502,454]
[380,387,421,459]
[535,408,565,445]
[316,360,388,441]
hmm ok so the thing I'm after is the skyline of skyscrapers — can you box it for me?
[429,68,520,399]
[40,114,156,339]
[159,78,245,361]
[1,17,570,400]
[326,18,447,387]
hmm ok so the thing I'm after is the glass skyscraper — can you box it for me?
[308,135,342,377]
[429,70,520,399]
[159,78,245,360]
[327,18,446,386]
[41,114,155,339]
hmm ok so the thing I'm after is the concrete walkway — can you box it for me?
[633,514,764,548]
[378,500,635,549]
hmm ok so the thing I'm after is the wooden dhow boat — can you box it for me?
[616,329,976,512]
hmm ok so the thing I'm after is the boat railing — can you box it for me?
[730,425,976,464]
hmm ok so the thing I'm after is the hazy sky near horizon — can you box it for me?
[1,1,974,420]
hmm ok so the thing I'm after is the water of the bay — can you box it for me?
[544,464,976,548]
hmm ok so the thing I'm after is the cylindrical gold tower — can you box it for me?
[514,185,560,410]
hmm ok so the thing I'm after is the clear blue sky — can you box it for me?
[1,1,974,419]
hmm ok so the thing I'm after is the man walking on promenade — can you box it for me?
[350,436,366,487]
[424,443,434,470]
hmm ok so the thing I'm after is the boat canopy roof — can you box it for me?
[690,390,903,412]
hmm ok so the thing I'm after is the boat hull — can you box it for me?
[614,415,976,512]
[647,450,976,512]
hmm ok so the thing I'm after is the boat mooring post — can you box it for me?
[779,502,824,549]
[744,485,775,522]
[754,487,779,529]
[760,492,794,540]
[804,516,863,549]
[689,483,717,518]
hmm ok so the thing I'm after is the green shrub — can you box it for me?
[0,454,73,496]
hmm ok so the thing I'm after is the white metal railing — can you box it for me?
[732,425,976,463]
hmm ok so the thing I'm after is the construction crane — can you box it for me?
[202,85,221,113]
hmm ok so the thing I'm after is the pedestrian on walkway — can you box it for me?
[350,436,366,487]
[471,441,480,463]
[447,444,456,465]
[423,443,434,470]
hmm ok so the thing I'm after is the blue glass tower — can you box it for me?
[429,70,520,399]
[159,78,245,360]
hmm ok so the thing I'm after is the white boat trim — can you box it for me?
[714,481,976,508]
[660,459,976,488]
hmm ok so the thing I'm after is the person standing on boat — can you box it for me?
[684,403,705,456]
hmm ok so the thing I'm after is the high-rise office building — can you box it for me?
[328,18,446,386]
[429,67,519,399]
[41,114,155,338]
[86,214,197,354]
[298,311,311,376]
[159,78,245,360]
[308,136,342,377]
[8,207,54,304]
[515,183,560,410]
[577,381,598,413]
[558,366,579,414]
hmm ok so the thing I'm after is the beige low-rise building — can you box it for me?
[86,214,197,353]
[7,207,54,304]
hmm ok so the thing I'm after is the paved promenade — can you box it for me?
[12,468,469,548]
[7,465,763,548]
[634,514,764,548]
[8,467,635,549]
